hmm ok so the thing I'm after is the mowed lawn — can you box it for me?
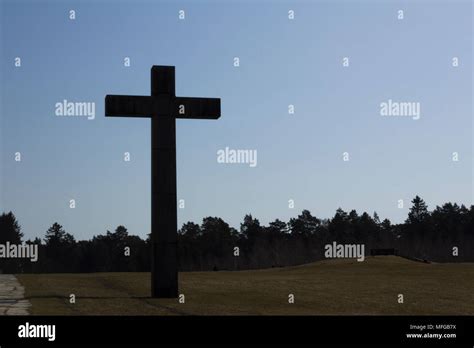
[17,256,474,315]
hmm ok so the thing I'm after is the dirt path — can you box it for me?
[0,274,31,315]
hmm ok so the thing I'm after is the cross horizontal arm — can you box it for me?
[105,95,157,117]
[174,97,221,119]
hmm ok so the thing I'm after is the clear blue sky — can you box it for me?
[1,0,472,241]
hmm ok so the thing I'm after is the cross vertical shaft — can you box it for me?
[151,66,178,298]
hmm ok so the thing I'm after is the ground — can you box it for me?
[16,256,474,315]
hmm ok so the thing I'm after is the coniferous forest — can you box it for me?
[1,196,473,274]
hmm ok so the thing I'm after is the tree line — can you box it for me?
[0,196,473,273]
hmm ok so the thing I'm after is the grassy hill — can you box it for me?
[17,256,474,315]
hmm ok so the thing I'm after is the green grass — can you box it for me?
[17,256,474,315]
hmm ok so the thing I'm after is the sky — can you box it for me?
[0,0,472,241]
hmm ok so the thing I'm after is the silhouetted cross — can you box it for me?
[105,66,220,298]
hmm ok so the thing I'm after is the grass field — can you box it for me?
[17,256,474,315]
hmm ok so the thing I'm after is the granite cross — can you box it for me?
[105,66,221,298]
